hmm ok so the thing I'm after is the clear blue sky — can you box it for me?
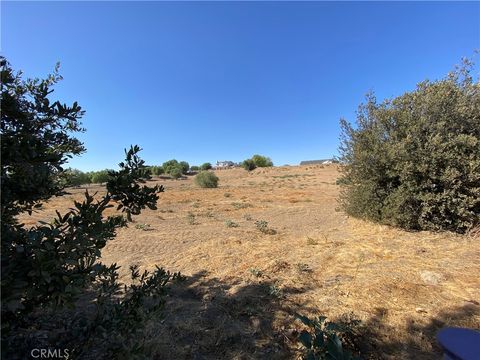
[2,1,479,170]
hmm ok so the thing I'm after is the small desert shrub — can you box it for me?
[135,223,151,231]
[186,212,197,225]
[255,220,276,235]
[200,162,212,170]
[268,283,283,298]
[231,202,252,209]
[225,219,239,228]
[242,159,257,171]
[338,58,479,233]
[195,171,219,188]
[295,314,361,360]
[249,268,263,278]
[296,263,312,273]
[244,213,253,221]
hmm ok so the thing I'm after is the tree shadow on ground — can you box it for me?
[148,271,479,360]
[149,271,310,359]
[357,303,480,360]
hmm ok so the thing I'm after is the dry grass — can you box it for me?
[21,165,480,359]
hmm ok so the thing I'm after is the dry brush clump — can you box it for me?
[194,171,219,188]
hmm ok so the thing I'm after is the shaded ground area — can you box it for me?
[21,165,480,359]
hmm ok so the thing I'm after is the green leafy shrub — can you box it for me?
[295,314,361,360]
[1,58,178,359]
[162,159,179,174]
[242,159,257,171]
[150,165,164,176]
[201,162,212,170]
[179,161,190,174]
[338,58,480,233]
[169,166,183,179]
[190,165,200,171]
[252,154,273,167]
[90,169,112,184]
[62,168,91,186]
[195,171,219,188]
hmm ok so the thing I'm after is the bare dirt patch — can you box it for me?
[21,165,480,359]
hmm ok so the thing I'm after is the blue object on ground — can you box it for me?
[437,327,480,360]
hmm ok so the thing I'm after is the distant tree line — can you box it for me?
[338,58,479,233]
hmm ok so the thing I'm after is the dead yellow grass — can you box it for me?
[21,165,480,359]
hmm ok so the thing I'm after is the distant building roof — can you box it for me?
[300,159,333,165]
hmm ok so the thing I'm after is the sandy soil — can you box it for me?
[22,165,480,359]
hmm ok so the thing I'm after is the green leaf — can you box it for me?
[299,331,312,349]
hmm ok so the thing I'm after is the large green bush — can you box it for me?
[1,58,179,359]
[200,162,212,170]
[338,59,479,233]
[252,154,273,167]
[179,161,190,174]
[195,171,219,188]
[163,159,189,176]
[242,159,257,171]
[169,167,183,179]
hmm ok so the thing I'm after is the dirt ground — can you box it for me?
[23,165,480,359]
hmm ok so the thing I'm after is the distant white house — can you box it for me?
[215,160,235,169]
[300,159,334,165]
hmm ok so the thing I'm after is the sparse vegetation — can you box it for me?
[195,171,219,188]
[255,219,277,235]
[243,213,253,221]
[338,59,480,233]
[225,219,239,228]
[186,212,197,225]
[296,263,312,273]
[135,223,152,231]
[249,268,263,277]
[231,202,252,209]
[295,314,361,360]
[268,283,283,298]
